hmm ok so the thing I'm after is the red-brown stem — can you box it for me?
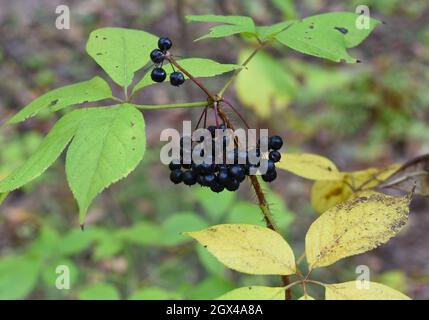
[166,56,216,101]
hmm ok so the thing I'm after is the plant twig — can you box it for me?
[134,101,208,110]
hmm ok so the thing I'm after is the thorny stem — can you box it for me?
[169,49,293,300]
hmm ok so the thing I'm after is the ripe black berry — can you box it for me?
[229,165,245,181]
[202,174,216,187]
[210,182,224,193]
[169,159,181,171]
[217,170,230,186]
[150,49,164,64]
[182,170,197,186]
[158,37,172,51]
[262,169,277,182]
[170,72,185,86]
[266,159,276,172]
[151,67,166,82]
[269,136,283,150]
[226,179,240,192]
[269,150,281,163]
[170,169,183,184]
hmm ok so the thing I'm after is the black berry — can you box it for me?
[158,37,172,51]
[262,169,277,182]
[170,169,183,184]
[150,49,164,64]
[202,174,216,187]
[269,136,283,150]
[170,72,185,86]
[217,170,230,186]
[226,179,240,192]
[151,67,166,82]
[169,159,181,171]
[210,182,224,193]
[182,170,197,186]
[269,150,281,163]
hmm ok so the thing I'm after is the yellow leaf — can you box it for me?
[311,180,353,214]
[216,286,285,300]
[184,224,296,275]
[305,192,410,269]
[311,165,401,214]
[298,294,315,300]
[325,281,410,300]
[277,153,343,180]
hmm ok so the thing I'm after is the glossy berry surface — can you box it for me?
[268,135,283,151]
[158,37,172,51]
[170,72,185,86]
[269,150,281,163]
[182,170,197,186]
[150,49,164,64]
[170,169,183,184]
[169,160,181,171]
[151,67,166,82]
[262,169,277,182]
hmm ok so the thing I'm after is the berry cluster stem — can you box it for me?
[170,56,292,300]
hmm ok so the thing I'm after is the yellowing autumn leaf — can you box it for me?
[325,281,410,300]
[311,165,401,214]
[216,286,285,300]
[305,192,410,269]
[184,224,296,275]
[277,153,343,180]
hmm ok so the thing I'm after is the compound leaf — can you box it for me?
[306,192,410,269]
[325,281,410,300]
[65,104,146,223]
[0,110,84,193]
[185,224,296,275]
[276,12,380,63]
[216,286,285,300]
[236,49,296,118]
[277,153,343,180]
[132,58,239,94]
[86,28,158,87]
[7,76,112,124]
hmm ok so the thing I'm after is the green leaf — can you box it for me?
[41,259,79,288]
[0,110,84,193]
[194,187,235,221]
[186,15,256,41]
[0,256,41,299]
[186,276,235,300]
[275,12,381,63]
[196,244,226,277]
[159,212,208,246]
[256,21,295,41]
[6,76,112,124]
[132,58,239,94]
[58,229,94,256]
[78,283,120,300]
[86,28,158,87]
[217,286,285,300]
[65,104,146,223]
[235,49,296,118]
[0,192,8,205]
[116,221,162,246]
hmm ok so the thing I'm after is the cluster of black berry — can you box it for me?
[168,126,283,193]
[149,37,185,86]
